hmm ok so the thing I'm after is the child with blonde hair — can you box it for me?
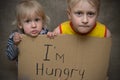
[6,0,49,61]
[47,0,111,38]
[48,0,111,79]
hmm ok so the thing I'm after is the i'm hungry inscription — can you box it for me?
[35,44,85,80]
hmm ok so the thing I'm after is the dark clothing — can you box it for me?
[6,28,48,61]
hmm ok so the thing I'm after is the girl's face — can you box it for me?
[19,15,43,37]
[68,0,98,34]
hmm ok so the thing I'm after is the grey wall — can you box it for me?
[0,0,120,80]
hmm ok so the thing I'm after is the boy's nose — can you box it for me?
[82,15,88,24]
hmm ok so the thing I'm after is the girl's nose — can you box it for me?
[31,21,36,28]
[82,15,88,24]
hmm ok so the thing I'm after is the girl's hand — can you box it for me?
[13,32,22,45]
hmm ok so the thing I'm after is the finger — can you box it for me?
[47,32,55,39]
[58,78,61,80]
[18,33,23,40]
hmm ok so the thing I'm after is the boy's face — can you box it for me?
[68,0,98,34]
[19,15,43,37]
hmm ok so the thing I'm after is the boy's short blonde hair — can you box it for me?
[14,0,49,26]
[66,0,100,12]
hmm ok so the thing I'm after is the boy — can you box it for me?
[47,0,111,38]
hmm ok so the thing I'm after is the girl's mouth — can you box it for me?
[31,30,39,34]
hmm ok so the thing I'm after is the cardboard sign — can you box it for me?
[18,35,112,80]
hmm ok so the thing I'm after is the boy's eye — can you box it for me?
[75,11,82,16]
[87,12,95,17]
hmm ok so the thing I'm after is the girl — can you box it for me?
[6,0,49,61]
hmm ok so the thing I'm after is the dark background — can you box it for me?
[0,0,120,80]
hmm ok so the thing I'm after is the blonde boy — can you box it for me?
[48,0,111,80]
[48,0,111,38]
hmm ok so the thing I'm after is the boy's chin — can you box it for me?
[77,28,92,35]
[77,30,90,35]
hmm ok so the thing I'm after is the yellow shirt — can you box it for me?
[59,21,107,38]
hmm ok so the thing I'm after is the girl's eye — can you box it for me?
[25,19,31,23]
[35,18,41,22]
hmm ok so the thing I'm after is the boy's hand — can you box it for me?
[47,26,60,39]
[47,32,57,39]
[13,32,22,45]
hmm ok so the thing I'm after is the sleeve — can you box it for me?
[6,31,19,61]
[40,27,49,34]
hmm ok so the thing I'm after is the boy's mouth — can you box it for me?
[79,25,89,27]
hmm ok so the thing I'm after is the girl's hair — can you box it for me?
[13,0,49,27]
[66,0,100,12]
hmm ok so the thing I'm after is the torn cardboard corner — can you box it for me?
[18,35,112,80]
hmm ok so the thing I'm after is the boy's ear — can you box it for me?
[67,9,71,20]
